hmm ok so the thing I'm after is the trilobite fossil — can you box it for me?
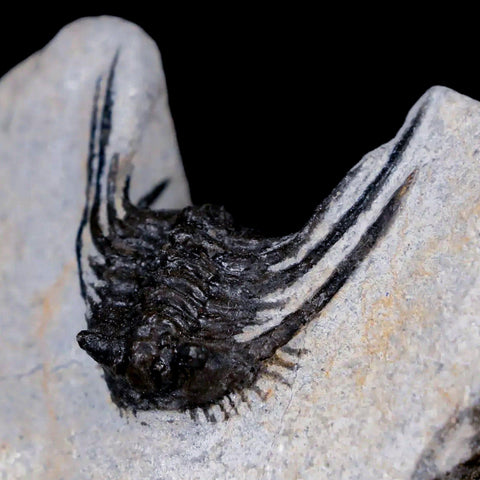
[76,52,420,415]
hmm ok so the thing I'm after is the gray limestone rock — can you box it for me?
[1,16,480,480]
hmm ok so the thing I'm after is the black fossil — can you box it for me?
[76,53,422,414]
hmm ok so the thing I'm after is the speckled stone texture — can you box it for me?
[1,16,480,480]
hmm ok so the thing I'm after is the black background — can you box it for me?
[0,9,477,236]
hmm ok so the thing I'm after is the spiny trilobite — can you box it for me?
[76,52,421,414]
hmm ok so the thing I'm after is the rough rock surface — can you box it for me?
[1,16,480,480]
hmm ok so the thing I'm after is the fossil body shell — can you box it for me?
[76,53,421,411]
